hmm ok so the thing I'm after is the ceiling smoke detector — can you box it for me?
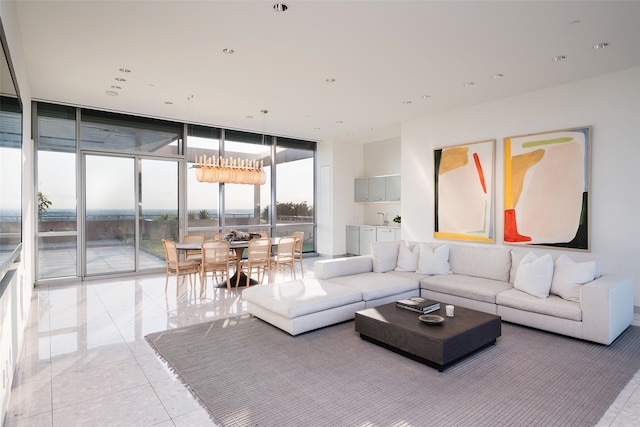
[273,3,288,12]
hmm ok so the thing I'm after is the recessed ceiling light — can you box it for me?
[463,82,475,87]
[115,77,126,82]
[222,48,235,54]
[336,120,343,124]
[273,3,288,12]
[593,42,609,50]
[246,115,254,119]
[325,78,336,83]
[105,90,118,96]
[492,73,504,79]
[570,20,581,25]
[110,85,122,90]
[402,100,412,105]
[164,101,173,105]
[552,55,567,62]
[119,68,131,73]
[421,95,431,100]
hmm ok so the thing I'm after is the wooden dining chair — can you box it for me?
[271,235,297,281]
[200,240,233,294]
[183,233,205,261]
[162,239,200,295]
[237,238,271,287]
[292,231,305,278]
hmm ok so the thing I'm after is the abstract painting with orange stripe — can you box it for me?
[434,139,495,242]
[504,126,591,250]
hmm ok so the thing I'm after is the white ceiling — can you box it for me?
[14,1,640,144]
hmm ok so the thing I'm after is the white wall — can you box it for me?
[316,140,363,256]
[401,67,640,305]
[361,138,401,227]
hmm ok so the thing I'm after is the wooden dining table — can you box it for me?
[176,237,281,287]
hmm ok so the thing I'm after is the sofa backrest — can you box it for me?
[314,255,373,280]
[448,244,512,282]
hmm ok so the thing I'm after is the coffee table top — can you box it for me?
[356,302,500,342]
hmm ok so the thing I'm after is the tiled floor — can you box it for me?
[5,261,640,427]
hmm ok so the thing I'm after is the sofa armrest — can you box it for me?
[580,275,634,345]
[314,256,373,280]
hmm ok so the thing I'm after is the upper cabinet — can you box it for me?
[354,175,400,202]
[385,175,401,201]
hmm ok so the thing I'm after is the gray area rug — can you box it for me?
[146,316,640,427]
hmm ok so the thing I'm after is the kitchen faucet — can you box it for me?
[378,212,388,226]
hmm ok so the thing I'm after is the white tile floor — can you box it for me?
[5,260,640,427]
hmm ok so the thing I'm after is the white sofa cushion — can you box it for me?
[448,245,512,282]
[496,288,582,321]
[550,254,597,302]
[327,272,419,301]
[416,243,451,275]
[394,240,419,272]
[420,274,513,304]
[242,279,363,319]
[514,252,554,298]
[371,240,400,273]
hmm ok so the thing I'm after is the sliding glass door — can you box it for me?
[84,154,177,276]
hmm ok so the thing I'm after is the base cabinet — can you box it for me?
[346,226,360,255]
[347,225,400,255]
[359,227,376,255]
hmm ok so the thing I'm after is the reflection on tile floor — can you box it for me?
[6,259,640,427]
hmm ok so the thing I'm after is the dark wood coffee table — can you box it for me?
[355,302,501,371]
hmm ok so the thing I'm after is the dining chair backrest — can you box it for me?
[292,231,304,253]
[162,239,179,264]
[276,236,296,259]
[248,238,271,262]
[212,232,226,241]
[183,234,205,259]
[202,240,231,264]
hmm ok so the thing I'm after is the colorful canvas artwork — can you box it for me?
[504,126,591,250]
[434,139,495,242]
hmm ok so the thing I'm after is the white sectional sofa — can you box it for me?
[313,241,634,345]
[243,240,633,344]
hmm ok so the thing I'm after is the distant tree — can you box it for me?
[262,201,313,220]
[188,211,196,220]
[38,192,52,219]
[198,209,211,219]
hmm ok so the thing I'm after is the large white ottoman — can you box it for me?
[241,279,365,335]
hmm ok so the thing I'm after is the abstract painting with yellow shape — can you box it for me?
[504,126,591,251]
[434,139,495,242]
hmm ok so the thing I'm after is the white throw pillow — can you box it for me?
[394,241,419,272]
[514,252,554,298]
[371,240,400,273]
[550,254,596,302]
[416,244,451,275]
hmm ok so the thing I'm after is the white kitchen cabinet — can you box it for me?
[347,225,401,255]
[354,178,369,202]
[367,177,386,202]
[376,227,397,242]
[358,226,376,255]
[385,175,401,201]
[346,226,360,255]
[354,175,400,202]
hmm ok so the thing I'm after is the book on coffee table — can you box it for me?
[396,297,440,314]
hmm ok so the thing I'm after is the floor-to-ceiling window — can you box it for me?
[186,126,220,236]
[36,104,78,279]
[34,103,316,281]
[222,130,272,235]
[273,137,315,252]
